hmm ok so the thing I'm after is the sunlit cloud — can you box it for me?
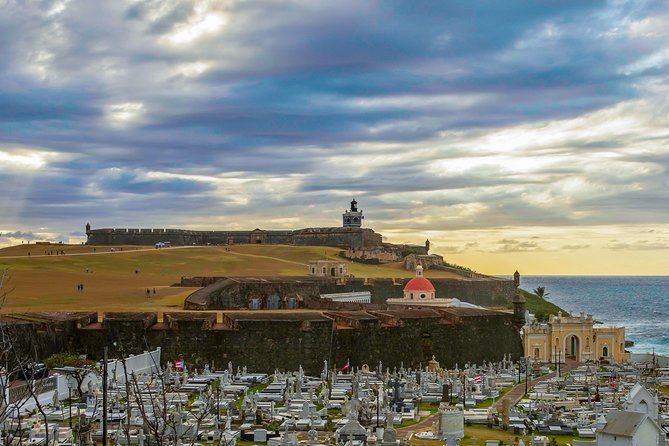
[0,151,47,170]
[162,4,227,45]
[105,102,145,126]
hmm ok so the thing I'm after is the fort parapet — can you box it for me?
[0,309,522,375]
[182,276,516,310]
[85,226,383,249]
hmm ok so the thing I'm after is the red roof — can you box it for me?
[404,277,435,292]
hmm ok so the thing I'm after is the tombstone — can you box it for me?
[52,388,61,409]
[254,429,268,442]
[391,378,402,408]
[501,399,510,429]
[441,383,450,403]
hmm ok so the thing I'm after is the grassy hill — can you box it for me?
[519,288,569,321]
[0,244,465,313]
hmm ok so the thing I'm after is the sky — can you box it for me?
[1,0,668,275]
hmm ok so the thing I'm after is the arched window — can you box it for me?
[267,294,281,310]
[602,345,609,357]
[250,298,261,310]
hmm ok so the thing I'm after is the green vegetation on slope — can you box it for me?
[520,288,569,321]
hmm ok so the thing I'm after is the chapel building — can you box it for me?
[523,311,628,363]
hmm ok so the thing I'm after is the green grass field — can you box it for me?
[0,243,464,313]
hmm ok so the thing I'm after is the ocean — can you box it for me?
[513,276,669,356]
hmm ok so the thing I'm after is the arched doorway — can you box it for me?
[565,335,580,361]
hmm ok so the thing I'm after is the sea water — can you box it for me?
[516,276,669,355]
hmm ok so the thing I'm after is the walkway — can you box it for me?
[397,413,440,436]
[494,359,580,411]
[397,359,582,436]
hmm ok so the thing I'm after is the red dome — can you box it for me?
[404,277,435,292]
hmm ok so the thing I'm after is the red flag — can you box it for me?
[340,358,350,371]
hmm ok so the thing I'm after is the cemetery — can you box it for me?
[2,347,667,446]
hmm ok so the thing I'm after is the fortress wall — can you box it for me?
[3,311,522,375]
[343,247,402,263]
[316,278,516,306]
[291,232,365,249]
[333,312,522,368]
[184,280,322,310]
[182,276,517,310]
[87,227,376,248]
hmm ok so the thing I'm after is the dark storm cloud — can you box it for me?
[1,0,669,241]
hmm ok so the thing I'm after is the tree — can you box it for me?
[533,286,550,299]
[1,269,52,445]
[44,352,98,396]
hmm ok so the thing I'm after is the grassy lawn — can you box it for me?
[0,244,464,313]
[419,401,440,414]
[519,288,569,321]
[475,386,513,408]
[653,384,669,396]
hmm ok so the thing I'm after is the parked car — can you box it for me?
[21,363,49,380]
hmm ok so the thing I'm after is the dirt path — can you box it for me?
[225,250,308,266]
[397,413,440,436]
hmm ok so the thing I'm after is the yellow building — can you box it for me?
[523,311,628,363]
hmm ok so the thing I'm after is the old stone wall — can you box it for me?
[342,246,402,264]
[184,279,321,310]
[183,276,517,310]
[403,254,446,270]
[86,226,382,250]
[0,310,523,375]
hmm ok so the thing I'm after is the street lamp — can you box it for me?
[525,358,530,395]
[68,379,74,430]
[377,385,381,428]
[217,384,221,426]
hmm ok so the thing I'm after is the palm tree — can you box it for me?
[534,286,550,299]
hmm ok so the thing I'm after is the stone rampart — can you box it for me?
[182,276,517,310]
[403,254,446,270]
[0,309,522,375]
[86,226,382,249]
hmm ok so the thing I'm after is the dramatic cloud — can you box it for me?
[1,0,669,273]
